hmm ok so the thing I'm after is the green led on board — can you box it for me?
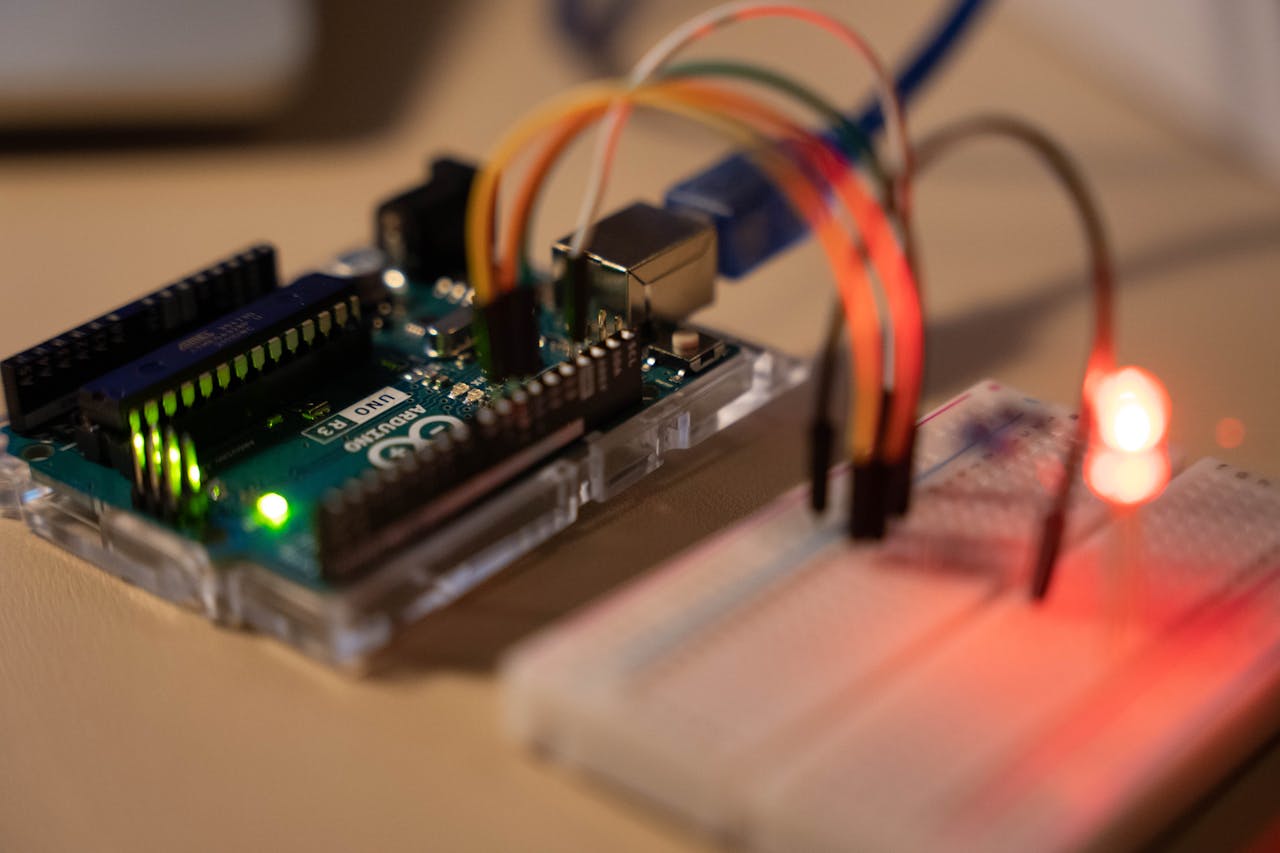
[255,492,290,528]
[183,437,201,492]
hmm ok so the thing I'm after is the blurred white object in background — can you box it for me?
[1021,0,1280,183]
[0,0,313,129]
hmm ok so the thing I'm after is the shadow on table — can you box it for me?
[926,211,1280,392]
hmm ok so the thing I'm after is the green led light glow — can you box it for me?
[182,437,202,492]
[255,492,290,528]
[166,434,183,498]
[149,426,162,471]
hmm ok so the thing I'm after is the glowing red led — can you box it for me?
[1092,366,1169,454]
[1085,366,1171,506]
[1085,446,1170,506]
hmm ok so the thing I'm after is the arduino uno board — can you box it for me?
[0,159,804,668]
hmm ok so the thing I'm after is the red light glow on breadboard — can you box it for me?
[1085,447,1171,506]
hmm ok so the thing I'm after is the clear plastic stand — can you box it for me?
[1,335,805,669]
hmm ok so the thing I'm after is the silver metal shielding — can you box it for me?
[553,202,717,328]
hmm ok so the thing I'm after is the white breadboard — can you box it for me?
[502,381,1280,852]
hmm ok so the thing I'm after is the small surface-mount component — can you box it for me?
[553,202,716,336]
[424,306,474,358]
[1,243,277,433]
[648,326,727,373]
[376,157,477,283]
[299,401,331,421]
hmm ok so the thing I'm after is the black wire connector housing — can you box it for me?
[476,286,544,381]
[885,424,918,517]
[809,417,836,513]
[849,459,889,539]
[375,157,477,283]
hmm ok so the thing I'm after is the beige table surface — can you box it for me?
[3,2,1280,851]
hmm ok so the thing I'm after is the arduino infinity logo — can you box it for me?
[364,415,465,469]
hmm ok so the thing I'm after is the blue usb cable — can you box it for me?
[664,0,991,278]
